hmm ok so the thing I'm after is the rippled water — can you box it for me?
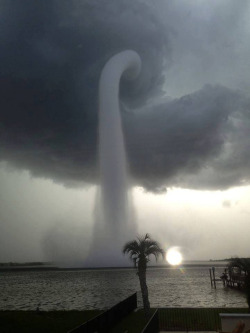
[0,266,247,310]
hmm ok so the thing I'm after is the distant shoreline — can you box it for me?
[0,261,228,272]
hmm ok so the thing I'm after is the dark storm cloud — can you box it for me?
[1,0,250,191]
[125,85,250,191]
[0,0,168,185]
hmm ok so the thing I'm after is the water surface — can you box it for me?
[0,265,247,310]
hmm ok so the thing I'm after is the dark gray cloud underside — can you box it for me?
[1,0,250,191]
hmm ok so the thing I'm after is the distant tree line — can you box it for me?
[0,262,50,267]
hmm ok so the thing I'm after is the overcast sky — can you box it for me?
[1,0,250,265]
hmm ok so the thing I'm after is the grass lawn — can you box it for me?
[109,309,150,333]
[0,310,102,333]
[0,309,149,333]
[1,307,249,332]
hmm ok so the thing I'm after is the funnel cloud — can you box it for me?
[1,0,250,191]
[86,51,141,266]
[1,1,250,264]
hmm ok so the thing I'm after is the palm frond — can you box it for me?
[122,240,139,254]
[145,245,165,261]
[123,233,164,266]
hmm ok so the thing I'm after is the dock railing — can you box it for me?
[141,309,159,333]
[68,292,137,333]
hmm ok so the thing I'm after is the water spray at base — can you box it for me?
[85,50,141,267]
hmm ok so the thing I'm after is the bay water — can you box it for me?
[0,263,247,311]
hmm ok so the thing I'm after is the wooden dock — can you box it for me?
[209,267,223,288]
[209,266,246,289]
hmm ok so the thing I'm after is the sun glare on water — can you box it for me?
[166,248,183,266]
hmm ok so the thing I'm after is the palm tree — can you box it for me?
[228,257,250,308]
[123,234,165,319]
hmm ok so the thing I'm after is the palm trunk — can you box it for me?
[138,267,151,320]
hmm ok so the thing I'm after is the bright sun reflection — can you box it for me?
[166,248,183,266]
